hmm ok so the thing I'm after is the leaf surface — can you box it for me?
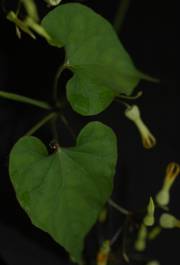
[42,3,145,115]
[9,121,117,262]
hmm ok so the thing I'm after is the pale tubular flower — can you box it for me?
[7,11,56,46]
[160,213,180,229]
[7,11,36,39]
[97,240,110,265]
[125,105,156,149]
[156,162,180,206]
[163,162,180,189]
[21,0,39,22]
[44,0,62,6]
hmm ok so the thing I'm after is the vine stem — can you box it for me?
[51,115,60,142]
[108,199,130,216]
[60,114,76,139]
[0,90,51,110]
[53,63,65,105]
[25,112,57,136]
[115,98,130,108]
[113,0,131,33]
[118,91,143,100]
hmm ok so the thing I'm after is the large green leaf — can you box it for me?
[42,3,148,116]
[9,121,117,262]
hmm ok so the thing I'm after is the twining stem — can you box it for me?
[0,90,51,110]
[60,114,76,139]
[109,199,130,216]
[113,0,130,33]
[53,63,66,105]
[118,91,143,100]
[25,112,56,136]
[115,98,130,108]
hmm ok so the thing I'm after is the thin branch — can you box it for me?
[0,90,51,110]
[113,0,130,33]
[25,112,56,136]
[110,227,123,246]
[122,217,130,263]
[108,199,130,216]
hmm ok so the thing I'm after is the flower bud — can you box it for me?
[143,197,155,226]
[148,226,161,240]
[156,190,169,207]
[45,0,62,6]
[160,213,180,229]
[146,261,160,265]
[135,239,146,252]
[135,224,147,251]
[125,105,156,149]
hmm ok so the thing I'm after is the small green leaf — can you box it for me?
[9,121,117,262]
[42,3,149,116]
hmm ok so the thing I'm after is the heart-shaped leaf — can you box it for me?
[9,121,117,262]
[42,3,149,116]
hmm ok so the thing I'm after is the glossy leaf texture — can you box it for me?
[9,121,117,262]
[42,3,149,116]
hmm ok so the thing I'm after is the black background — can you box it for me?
[0,0,179,264]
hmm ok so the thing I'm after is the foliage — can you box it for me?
[42,3,153,116]
[9,122,117,262]
[0,1,179,265]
